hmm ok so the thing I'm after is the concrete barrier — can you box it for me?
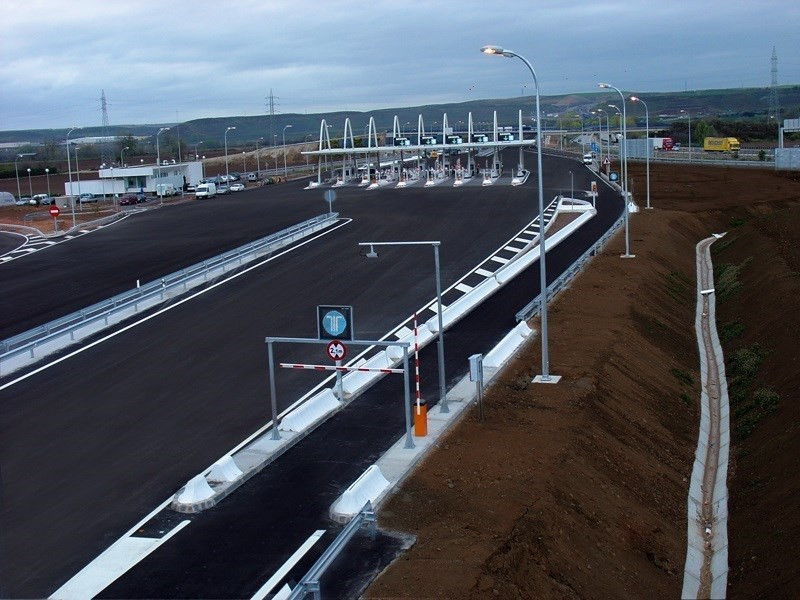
[330,465,390,522]
[207,455,243,483]
[279,389,339,433]
[484,322,533,369]
[175,474,215,505]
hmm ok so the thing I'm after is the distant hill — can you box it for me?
[2,85,798,148]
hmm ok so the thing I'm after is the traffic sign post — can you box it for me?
[603,156,611,178]
[49,205,60,232]
[326,339,347,400]
[590,181,598,207]
[324,189,336,215]
[317,305,353,341]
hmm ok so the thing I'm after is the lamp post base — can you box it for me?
[620,254,636,259]
[533,374,561,384]
[645,206,654,210]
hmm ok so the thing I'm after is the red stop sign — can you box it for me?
[49,206,60,217]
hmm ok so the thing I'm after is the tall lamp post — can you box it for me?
[242,151,247,175]
[630,95,652,209]
[194,141,203,161]
[608,103,633,258]
[283,124,293,177]
[156,127,170,205]
[45,167,51,197]
[27,168,33,198]
[256,137,263,176]
[358,240,450,412]
[120,146,129,167]
[593,108,610,163]
[482,44,559,383]
[225,126,236,185]
[66,127,80,227]
[681,109,692,162]
[74,146,82,204]
[14,153,34,201]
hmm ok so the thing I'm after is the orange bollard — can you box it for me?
[414,399,428,437]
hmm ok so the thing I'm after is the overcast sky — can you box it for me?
[1,0,798,131]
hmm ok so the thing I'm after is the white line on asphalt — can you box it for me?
[250,530,326,600]
[0,219,353,393]
[474,268,494,277]
[455,283,472,293]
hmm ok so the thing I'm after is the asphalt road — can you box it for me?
[0,232,25,256]
[0,183,325,339]
[98,156,625,598]
[1,151,607,597]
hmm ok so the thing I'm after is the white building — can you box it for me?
[64,160,203,196]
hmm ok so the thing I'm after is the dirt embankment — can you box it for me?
[365,163,800,599]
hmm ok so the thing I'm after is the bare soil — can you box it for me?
[364,162,800,599]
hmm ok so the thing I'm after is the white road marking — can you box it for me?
[475,268,494,277]
[52,519,191,599]
[490,255,510,264]
[250,530,326,600]
[503,245,524,253]
[514,237,532,244]
[455,283,472,293]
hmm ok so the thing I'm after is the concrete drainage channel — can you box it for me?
[682,234,730,599]
[0,213,338,377]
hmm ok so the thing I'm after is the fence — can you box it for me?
[0,213,338,376]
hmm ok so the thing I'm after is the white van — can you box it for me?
[582,153,593,165]
[33,194,52,205]
[195,182,216,198]
[156,184,177,197]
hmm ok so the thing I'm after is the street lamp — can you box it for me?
[74,146,82,205]
[242,151,247,175]
[45,167,51,197]
[120,146,129,167]
[224,126,236,186]
[592,108,610,163]
[608,102,633,258]
[630,95,652,209]
[256,137,264,176]
[194,141,203,161]
[599,82,630,216]
[283,124,293,177]
[156,127,170,204]
[482,44,559,383]
[66,127,79,227]
[26,168,33,198]
[358,240,450,412]
[14,153,34,201]
[681,109,692,162]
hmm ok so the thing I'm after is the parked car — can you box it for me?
[186,184,197,193]
[135,191,148,203]
[230,183,245,192]
[217,185,231,195]
[228,172,240,181]
[195,182,216,198]
[247,173,259,182]
[79,193,96,203]
[120,194,138,206]
[33,194,52,205]
[16,197,32,206]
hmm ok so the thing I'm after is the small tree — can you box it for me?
[694,120,718,146]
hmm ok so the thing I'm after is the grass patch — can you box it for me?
[671,368,694,386]
[720,320,745,345]
[665,270,691,305]
[730,216,747,227]
[714,257,752,302]
[736,388,780,439]
[679,392,691,406]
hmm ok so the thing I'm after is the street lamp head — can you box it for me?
[480,45,503,55]
[629,95,641,102]
[159,127,170,133]
[598,83,611,89]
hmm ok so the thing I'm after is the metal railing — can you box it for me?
[516,211,625,322]
[0,213,338,375]
[287,502,376,600]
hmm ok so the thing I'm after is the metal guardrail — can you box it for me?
[0,213,338,375]
[287,502,376,600]
[516,211,625,322]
